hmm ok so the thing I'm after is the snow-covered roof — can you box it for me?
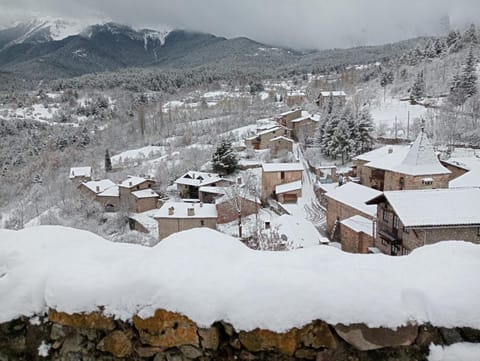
[155,202,217,219]
[446,157,480,188]
[81,179,116,194]
[326,182,381,217]
[361,133,450,176]
[341,215,374,236]
[278,109,301,116]
[393,132,450,176]
[175,171,223,187]
[2,226,480,332]
[353,145,410,163]
[290,115,312,123]
[262,163,304,172]
[275,180,302,194]
[319,91,346,97]
[69,166,92,179]
[269,136,293,143]
[119,176,153,188]
[96,185,119,198]
[132,189,159,199]
[199,186,226,195]
[373,188,480,228]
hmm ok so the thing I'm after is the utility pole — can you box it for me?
[407,111,410,140]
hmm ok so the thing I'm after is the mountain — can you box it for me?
[0,18,428,85]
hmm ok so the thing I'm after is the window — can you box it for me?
[265,221,271,229]
[401,247,409,255]
[422,178,433,185]
[383,209,388,222]
[399,177,405,190]
[393,215,400,230]
[200,220,205,226]
[281,171,285,180]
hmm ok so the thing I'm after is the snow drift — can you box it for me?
[0,226,479,332]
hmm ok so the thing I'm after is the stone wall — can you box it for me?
[325,197,373,236]
[157,217,217,240]
[262,170,302,202]
[339,224,374,254]
[2,309,479,361]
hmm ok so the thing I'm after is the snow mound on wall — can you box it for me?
[1,226,480,332]
[428,343,480,361]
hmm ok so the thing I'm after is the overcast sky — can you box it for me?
[1,0,480,49]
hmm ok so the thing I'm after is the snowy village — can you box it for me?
[1,3,480,361]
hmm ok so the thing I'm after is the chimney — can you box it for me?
[199,202,203,208]
[129,181,132,187]
[237,177,242,185]
[187,207,195,216]
[388,146,393,154]
[96,185,100,193]
[168,206,174,216]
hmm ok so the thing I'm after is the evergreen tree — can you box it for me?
[380,70,394,101]
[212,138,238,175]
[331,119,354,165]
[356,108,375,153]
[462,47,478,98]
[462,24,478,45]
[105,149,112,172]
[410,71,426,103]
[320,107,340,156]
[449,48,478,106]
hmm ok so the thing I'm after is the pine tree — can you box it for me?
[449,48,478,106]
[212,138,238,175]
[380,70,394,101]
[105,149,112,172]
[356,108,375,154]
[462,47,478,98]
[331,119,354,165]
[320,108,340,156]
[410,71,426,103]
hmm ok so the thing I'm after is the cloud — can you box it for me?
[1,0,480,49]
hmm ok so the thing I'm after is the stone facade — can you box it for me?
[326,197,374,236]
[216,197,260,224]
[262,169,302,202]
[360,165,450,191]
[268,137,293,157]
[375,202,480,256]
[156,216,217,240]
[276,109,302,128]
[3,309,478,361]
[245,127,286,150]
[134,197,158,213]
[119,180,155,199]
[95,195,120,212]
[340,223,374,254]
[441,160,469,181]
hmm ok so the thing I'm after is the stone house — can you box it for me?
[95,185,120,212]
[288,115,318,141]
[261,163,303,202]
[367,188,480,256]
[131,189,160,213]
[78,179,117,199]
[154,202,218,240]
[325,182,381,238]
[276,109,302,128]
[315,165,338,183]
[69,166,92,183]
[316,91,346,108]
[339,215,375,254]
[285,91,305,107]
[175,171,231,199]
[353,132,450,191]
[118,176,156,199]
[245,126,287,150]
[441,157,480,188]
[268,136,293,157]
[215,194,260,224]
[275,180,302,203]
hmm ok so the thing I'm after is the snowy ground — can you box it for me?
[111,145,166,166]
[1,226,480,333]
[428,343,480,361]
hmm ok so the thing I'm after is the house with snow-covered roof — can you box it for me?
[441,156,480,189]
[324,182,381,240]
[268,136,293,157]
[131,189,160,213]
[261,163,303,203]
[95,185,120,212]
[340,215,375,254]
[118,175,156,198]
[175,171,232,199]
[245,126,288,150]
[354,131,450,191]
[69,166,92,183]
[154,201,217,240]
[78,179,116,198]
[316,90,346,108]
[276,108,302,127]
[367,188,480,256]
